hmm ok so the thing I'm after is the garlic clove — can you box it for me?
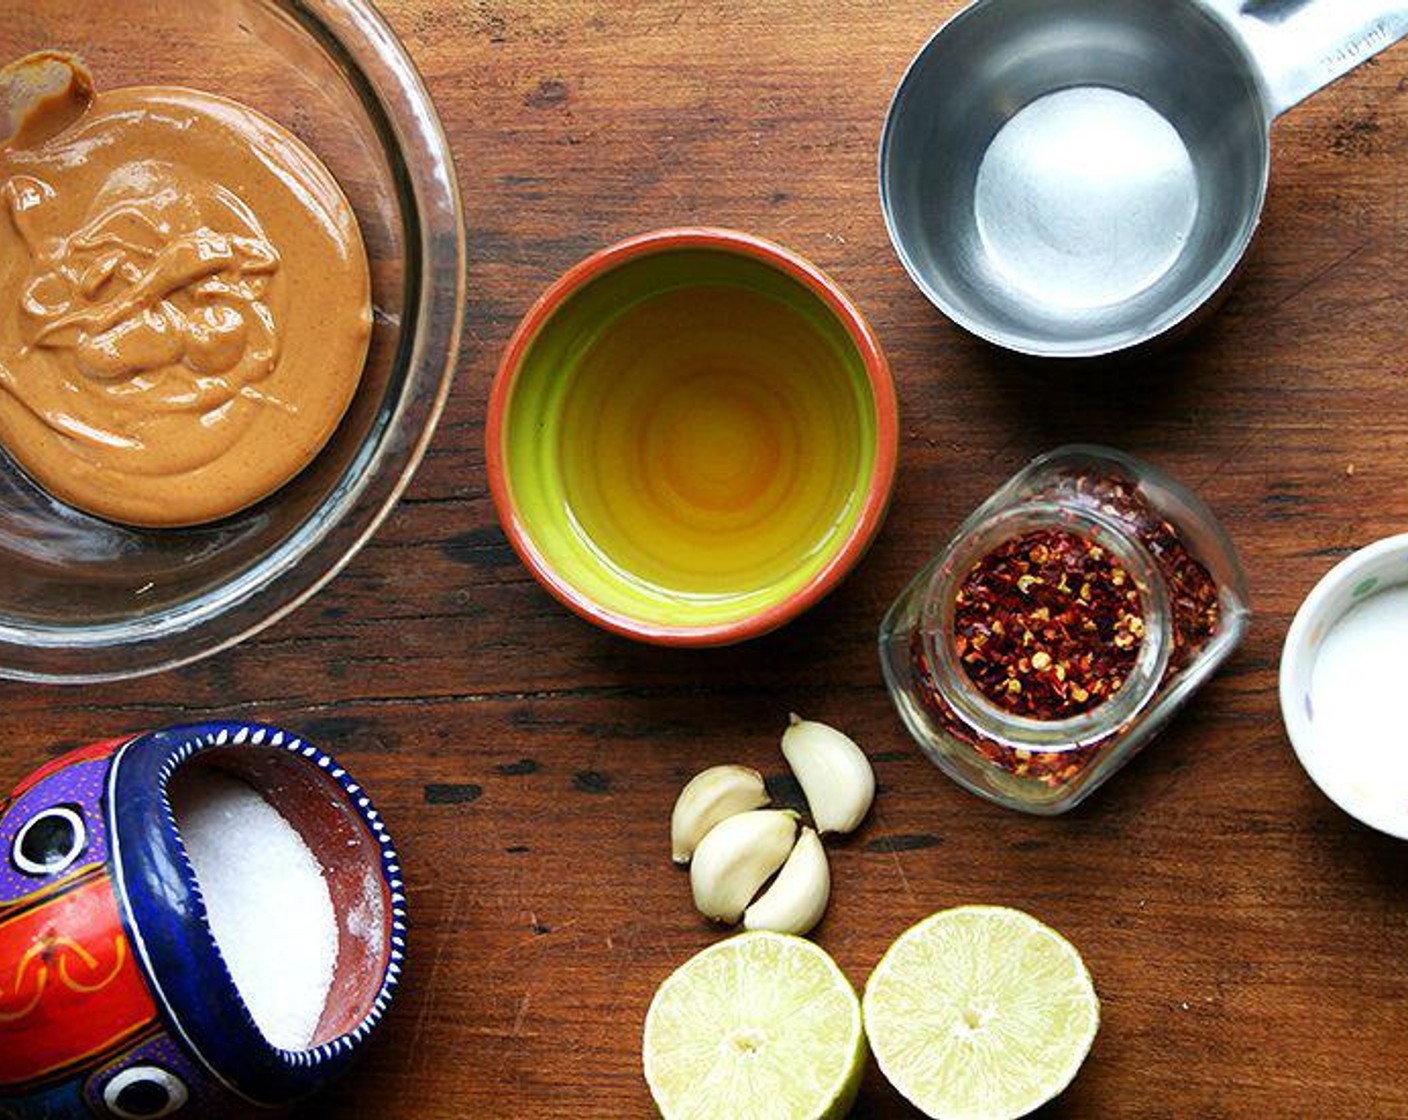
[781,714,876,835]
[689,809,799,924]
[670,764,771,865]
[743,826,830,936]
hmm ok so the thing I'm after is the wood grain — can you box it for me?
[6,2,1408,1116]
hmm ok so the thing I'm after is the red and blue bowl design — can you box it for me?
[0,722,406,1119]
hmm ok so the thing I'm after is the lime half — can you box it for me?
[863,906,1099,1120]
[642,931,865,1120]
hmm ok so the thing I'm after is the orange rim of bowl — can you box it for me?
[485,227,899,647]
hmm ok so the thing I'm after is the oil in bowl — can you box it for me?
[561,284,865,597]
[490,229,896,645]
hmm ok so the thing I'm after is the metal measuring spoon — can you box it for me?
[880,1,1408,358]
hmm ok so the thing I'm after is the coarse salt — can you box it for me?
[170,768,340,1052]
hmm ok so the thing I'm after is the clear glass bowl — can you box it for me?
[0,1,464,683]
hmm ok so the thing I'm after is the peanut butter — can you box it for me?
[0,54,371,527]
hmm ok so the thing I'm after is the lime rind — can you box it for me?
[643,931,866,1120]
[863,906,1099,1120]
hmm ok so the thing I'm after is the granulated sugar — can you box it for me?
[170,768,339,1052]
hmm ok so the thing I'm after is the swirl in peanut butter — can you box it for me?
[0,56,371,527]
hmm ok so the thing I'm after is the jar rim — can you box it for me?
[920,501,1172,750]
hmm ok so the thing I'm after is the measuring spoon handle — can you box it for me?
[1211,0,1408,117]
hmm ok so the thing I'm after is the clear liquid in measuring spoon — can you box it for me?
[974,86,1199,310]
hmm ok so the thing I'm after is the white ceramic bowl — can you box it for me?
[1280,533,1408,839]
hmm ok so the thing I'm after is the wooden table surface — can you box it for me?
[7,2,1408,1116]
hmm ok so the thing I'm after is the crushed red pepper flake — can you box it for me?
[910,466,1223,792]
[1059,471,1221,671]
[954,527,1143,720]
[910,624,1103,790]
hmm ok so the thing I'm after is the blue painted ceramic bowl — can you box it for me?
[0,721,406,1118]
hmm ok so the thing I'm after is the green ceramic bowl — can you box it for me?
[487,228,898,646]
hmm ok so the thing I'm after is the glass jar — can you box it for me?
[879,445,1250,815]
